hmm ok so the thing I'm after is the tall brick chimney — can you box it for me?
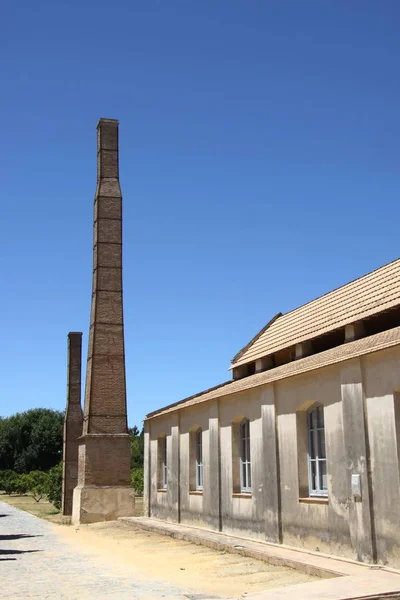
[62,332,83,516]
[72,119,134,524]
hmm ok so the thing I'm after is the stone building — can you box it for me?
[144,258,400,567]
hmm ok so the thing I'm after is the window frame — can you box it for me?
[195,428,203,491]
[307,404,327,497]
[239,418,252,493]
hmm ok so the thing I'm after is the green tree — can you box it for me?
[129,426,144,470]
[0,409,64,473]
[15,473,30,495]
[130,467,144,495]
[26,471,49,502]
[1,472,28,495]
[0,470,17,492]
[46,463,62,510]
[3,474,19,495]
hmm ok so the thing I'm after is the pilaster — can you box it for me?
[207,400,222,531]
[341,358,375,562]
[143,420,151,517]
[169,413,180,522]
[261,385,281,543]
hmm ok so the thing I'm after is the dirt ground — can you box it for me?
[56,519,317,598]
[1,494,317,597]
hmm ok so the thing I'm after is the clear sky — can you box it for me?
[1,1,400,427]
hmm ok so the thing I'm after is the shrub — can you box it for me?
[0,470,17,493]
[1,472,28,495]
[15,473,30,495]
[131,467,144,495]
[46,463,62,510]
[4,475,18,495]
[27,471,49,502]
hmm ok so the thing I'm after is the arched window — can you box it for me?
[240,418,251,493]
[195,429,203,491]
[308,404,327,496]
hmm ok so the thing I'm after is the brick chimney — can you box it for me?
[72,119,134,524]
[62,332,83,516]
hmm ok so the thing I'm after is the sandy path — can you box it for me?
[0,501,188,599]
[56,520,315,598]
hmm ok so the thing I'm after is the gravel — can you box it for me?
[0,500,222,600]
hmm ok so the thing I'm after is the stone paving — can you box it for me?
[0,501,220,600]
[4,500,400,600]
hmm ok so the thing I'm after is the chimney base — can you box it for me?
[72,485,135,525]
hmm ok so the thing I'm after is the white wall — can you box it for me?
[145,345,400,566]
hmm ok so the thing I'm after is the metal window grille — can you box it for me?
[239,419,251,493]
[307,405,327,496]
[195,429,203,491]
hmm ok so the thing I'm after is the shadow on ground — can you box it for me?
[0,532,42,558]
[0,549,40,555]
[0,534,41,541]
[0,558,16,561]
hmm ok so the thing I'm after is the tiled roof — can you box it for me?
[231,258,400,368]
[146,325,400,419]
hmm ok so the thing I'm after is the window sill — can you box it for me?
[157,488,167,493]
[299,497,328,504]
[189,491,203,496]
[232,493,252,498]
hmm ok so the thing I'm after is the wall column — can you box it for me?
[169,413,180,522]
[261,385,281,543]
[143,419,151,517]
[207,400,222,531]
[341,358,375,562]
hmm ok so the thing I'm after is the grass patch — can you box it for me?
[0,493,144,522]
[0,493,62,523]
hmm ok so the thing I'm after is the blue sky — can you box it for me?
[1,1,400,427]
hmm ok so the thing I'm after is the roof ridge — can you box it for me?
[280,256,400,321]
[231,256,400,367]
[145,379,232,419]
[230,312,282,364]
[147,326,400,420]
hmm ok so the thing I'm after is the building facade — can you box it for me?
[144,259,400,567]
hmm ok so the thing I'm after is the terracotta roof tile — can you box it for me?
[146,325,400,419]
[231,258,400,368]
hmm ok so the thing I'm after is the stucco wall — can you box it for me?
[276,366,352,557]
[180,402,211,530]
[219,388,264,539]
[145,344,400,567]
[363,347,400,565]
[148,413,179,522]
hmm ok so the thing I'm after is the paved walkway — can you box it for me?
[122,517,400,600]
[3,501,400,600]
[248,571,400,600]
[0,501,213,600]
